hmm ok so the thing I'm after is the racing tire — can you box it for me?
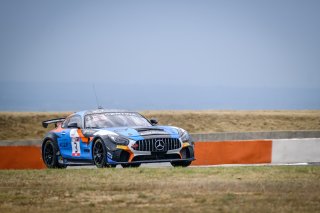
[121,163,141,168]
[42,139,67,169]
[171,161,192,167]
[93,139,116,168]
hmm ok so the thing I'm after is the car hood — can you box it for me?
[96,126,180,140]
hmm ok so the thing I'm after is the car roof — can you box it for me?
[74,109,137,117]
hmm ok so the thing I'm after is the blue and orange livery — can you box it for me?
[41,109,195,168]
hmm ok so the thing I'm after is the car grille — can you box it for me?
[133,138,181,152]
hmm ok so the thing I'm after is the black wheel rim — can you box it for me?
[44,142,54,165]
[93,141,104,165]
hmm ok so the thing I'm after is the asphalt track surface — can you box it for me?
[68,162,172,169]
[67,162,320,169]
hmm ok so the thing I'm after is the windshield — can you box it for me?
[84,112,152,128]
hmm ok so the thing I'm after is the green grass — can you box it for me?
[0,166,320,212]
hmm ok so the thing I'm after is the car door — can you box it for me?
[58,115,91,160]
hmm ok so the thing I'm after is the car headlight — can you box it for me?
[179,129,190,142]
[109,135,129,145]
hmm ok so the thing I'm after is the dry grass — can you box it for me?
[0,112,71,140]
[0,166,319,212]
[0,110,320,140]
[143,110,320,133]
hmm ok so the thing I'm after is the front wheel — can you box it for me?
[171,161,192,167]
[93,139,115,168]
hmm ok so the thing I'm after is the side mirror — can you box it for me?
[150,118,158,125]
[68,122,79,129]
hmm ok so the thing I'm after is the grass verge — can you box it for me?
[0,166,319,212]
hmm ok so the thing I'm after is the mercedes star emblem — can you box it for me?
[155,140,165,151]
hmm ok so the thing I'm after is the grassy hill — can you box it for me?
[0,110,320,140]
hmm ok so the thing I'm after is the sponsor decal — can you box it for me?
[107,152,113,159]
[106,112,137,116]
[70,129,81,157]
[139,130,168,136]
[60,142,68,148]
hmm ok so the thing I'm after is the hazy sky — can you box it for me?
[0,0,320,110]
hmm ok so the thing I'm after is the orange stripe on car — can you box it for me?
[77,129,89,143]
[182,142,190,148]
[116,145,134,162]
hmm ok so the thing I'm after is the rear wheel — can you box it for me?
[93,139,116,168]
[42,139,66,169]
[171,161,192,167]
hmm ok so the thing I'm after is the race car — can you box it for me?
[41,109,195,168]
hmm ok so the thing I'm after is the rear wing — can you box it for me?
[42,118,66,128]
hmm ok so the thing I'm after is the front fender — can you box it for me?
[92,135,117,151]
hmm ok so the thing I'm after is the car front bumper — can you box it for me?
[106,141,195,165]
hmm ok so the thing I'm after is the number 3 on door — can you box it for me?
[72,138,81,157]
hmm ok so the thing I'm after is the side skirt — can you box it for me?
[63,158,94,166]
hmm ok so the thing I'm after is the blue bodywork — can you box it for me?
[55,125,180,162]
[42,109,194,167]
